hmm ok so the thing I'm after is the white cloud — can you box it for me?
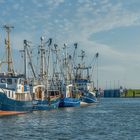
[47,0,64,7]
[13,3,20,10]
[11,32,35,50]
[1,0,140,88]
[75,2,140,35]
[0,0,4,3]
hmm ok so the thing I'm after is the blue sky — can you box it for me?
[0,0,140,89]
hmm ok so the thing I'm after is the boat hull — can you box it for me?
[0,92,33,112]
[32,97,60,111]
[80,91,97,104]
[80,96,97,103]
[59,98,80,107]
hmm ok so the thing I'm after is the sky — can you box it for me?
[0,0,140,89]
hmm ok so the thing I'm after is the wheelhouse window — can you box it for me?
[50,91,55,96]
[7,79,12,85]
[1,78,6,83]
[15,79,17,83]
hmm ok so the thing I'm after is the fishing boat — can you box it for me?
[32,84,60,110]
[74,49,99,104]
[29,37,60,111]
[59,84,80,107]
[80,91,97,104]
[74,78,97,105]
[0,76,33,112]
[59,44,80,107]
[0,25,33,112]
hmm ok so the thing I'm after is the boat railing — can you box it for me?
[0,87,7,95]
[15,92,32,101]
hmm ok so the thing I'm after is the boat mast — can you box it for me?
[96,53,99,91]
[19,41,27,79]
[39,36,48,81]
[24,40,27,79]
[40,36,44,79]
[3,25,14,75]
[23,40,36,79]
[90,52,99,89]
[20,40,27,79]
[63,44,69,82]
[75,50,92,80]
[77,50,86,79]
[52,44,59,78]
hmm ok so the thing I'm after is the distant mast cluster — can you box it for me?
[0,25,99,113]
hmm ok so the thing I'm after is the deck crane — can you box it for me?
[89,52,99,89]
[20,40,36,79]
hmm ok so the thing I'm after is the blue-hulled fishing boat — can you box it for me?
[0,25,33,112]
[58,44,80,107]
[59,97,80,107]
[0,76,33,112]
[80,90,97,105]
[59,84,80,107]
[29,37,61,111]
[74,79,97,104]
[74,50,99,104]
[32,84,60,110]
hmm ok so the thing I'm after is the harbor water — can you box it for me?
[0,98,140,140]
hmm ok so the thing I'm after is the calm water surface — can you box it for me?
[0,98,140,140]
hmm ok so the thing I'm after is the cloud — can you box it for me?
[11,32,35,50]
[1,0,140,88]
[75,1,140,35]
[47,0,64,7]
[0,0,4,3]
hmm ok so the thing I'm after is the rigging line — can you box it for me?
[25,41,36,79]
[90,53,99,78]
